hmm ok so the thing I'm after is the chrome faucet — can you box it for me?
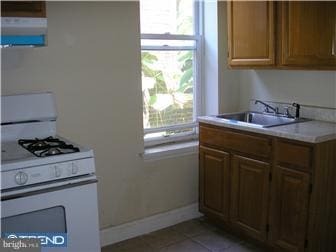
[292,103,301,118]
[284,103,301,118]
[255,100,301,119]
[255,100,279,114]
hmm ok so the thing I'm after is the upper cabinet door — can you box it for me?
[227,1,275,66]
[1,1,46,18]
[280,2,336,67]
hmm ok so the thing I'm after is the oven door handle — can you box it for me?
[1,178,98,201]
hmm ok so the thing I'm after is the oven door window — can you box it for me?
[2,206,66,233]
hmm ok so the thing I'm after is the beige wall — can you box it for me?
[2,2,198,229]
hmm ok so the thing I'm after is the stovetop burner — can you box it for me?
[18,136,80,157]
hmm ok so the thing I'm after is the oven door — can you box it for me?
[1,178,100,252]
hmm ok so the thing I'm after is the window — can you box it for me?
[140,0,201,146]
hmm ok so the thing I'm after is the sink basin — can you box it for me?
[215,111,309,128]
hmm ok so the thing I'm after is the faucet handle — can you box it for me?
[292,103,300,109]
[292,103,301,118]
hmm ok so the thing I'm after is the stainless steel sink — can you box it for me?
[215,111,309,128]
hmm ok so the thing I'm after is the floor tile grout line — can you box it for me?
[160,238,213,252]
[188,231,242,252]
[140,232,190,250]
[186,238,212,252]
[101,218,264,252]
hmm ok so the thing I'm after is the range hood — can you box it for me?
[1,17,47,47]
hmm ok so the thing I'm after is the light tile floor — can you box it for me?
[101,217,266,252]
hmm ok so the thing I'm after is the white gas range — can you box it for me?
[1,93,100,252]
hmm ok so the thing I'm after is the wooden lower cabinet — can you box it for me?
[199,146,230,221]
[199,124,336,251]
[269,166,310,252]
[230,155,270,242]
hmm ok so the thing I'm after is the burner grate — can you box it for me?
[18,137,80,157]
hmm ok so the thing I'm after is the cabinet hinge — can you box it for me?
[309,184,313,194]
[266,224,270,233]
[304,239,308,248]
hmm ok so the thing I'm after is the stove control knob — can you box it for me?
[15,172,28,185]
[71,163,79,174]
[54,166,62,178]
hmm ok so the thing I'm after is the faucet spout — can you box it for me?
[255,100,279,114]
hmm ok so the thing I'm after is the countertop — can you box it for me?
[198,116,336,143]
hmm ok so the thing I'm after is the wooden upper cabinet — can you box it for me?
[1,1,46,18]
[199,146,230,222]
[280,2,336,67]
[227,1,336,69]
[230,155,270,242]
[227,1,275,66]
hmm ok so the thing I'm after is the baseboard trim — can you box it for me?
[100,203,202,247]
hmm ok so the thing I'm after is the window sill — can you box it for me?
[142,140,199,161]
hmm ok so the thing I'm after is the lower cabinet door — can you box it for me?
[230,155,270,241]
[269,166,310,252]
[199,146,230,221]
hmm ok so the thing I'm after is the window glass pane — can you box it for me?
[142,50,194,129]
[141,39,195,48]
[140,0,195,35]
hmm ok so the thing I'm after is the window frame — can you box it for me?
[141,0,202,147]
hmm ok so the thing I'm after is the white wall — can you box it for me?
[203,1,219,115]
[203,1,240,115]
[218,1,240,113]
[2,2,198,230]
[239,70,336,110]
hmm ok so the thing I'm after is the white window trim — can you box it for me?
[141,0,203,149]
[144,131,198,148]
[141,34,199,40]
[142,140,199,162]
[141,45,196,51]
